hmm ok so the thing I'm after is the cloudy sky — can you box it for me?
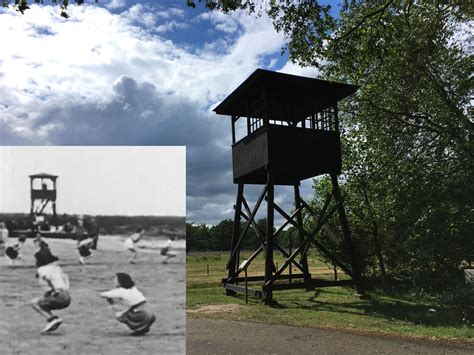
[0,146,185,216]
[0,0,330,224]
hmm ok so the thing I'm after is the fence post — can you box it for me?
[245,268,248,304]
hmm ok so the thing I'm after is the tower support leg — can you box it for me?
[264,177,274,305]
[226,184,244,295]
[294,184,311,287]
[52,201,57,227]
[330,174,364,294]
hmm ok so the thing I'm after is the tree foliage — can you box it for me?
[2,0,95,17]
[193,1,473,291]
[186,218,293,252]
[323,1,472,291]
[248,0,472,290]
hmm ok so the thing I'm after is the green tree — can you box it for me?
[297,2,471,289]
[3,0,93,17]
[186,223,211,252]
[327,1,472,290]
[195,0,472,290]
[209,219,234,251]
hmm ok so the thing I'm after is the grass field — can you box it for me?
[0,236,185,354]
[187,252,474,343]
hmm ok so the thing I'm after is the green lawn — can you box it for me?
[187,252,474,342]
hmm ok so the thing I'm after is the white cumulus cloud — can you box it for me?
[0,2,316,224]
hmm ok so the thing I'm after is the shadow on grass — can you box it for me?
[287,290,465,328]
[269,300,287,309]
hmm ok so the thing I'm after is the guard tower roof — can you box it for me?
[214,69,358,121]
[29,173,58,179]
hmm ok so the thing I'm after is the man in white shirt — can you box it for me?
[29,246,71,333]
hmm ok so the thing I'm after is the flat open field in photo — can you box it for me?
[187,251,347,288]
[1,236,185,355]
[187,252,474,344]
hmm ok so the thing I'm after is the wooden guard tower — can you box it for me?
[214,69,362,304]
[30,173,58,225]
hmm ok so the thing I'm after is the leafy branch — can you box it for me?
[2,0,97,17]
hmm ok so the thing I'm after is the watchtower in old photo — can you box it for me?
[29,172,58,226]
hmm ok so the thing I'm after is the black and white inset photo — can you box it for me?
[0,146,185,354]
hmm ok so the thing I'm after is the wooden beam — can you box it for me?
[266,197,349,286]
[246,99,251,135]
[241,197,265,245]
[310,234,353,277]
[231,115,236,144]
[226,184,268,270]
[299,195,333,256]
[265,176,274,305]
[223,273,309,283]
[294,184,311,284]
[331,174,362,292]
[239,245,263,275]
[272,204,303,239]
[227,184,244,290]
[273,192,331,259]
[291,198,354,277]
[240,206,306,274]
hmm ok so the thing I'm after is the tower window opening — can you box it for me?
[314,107,335,131]
[249,117,263,133]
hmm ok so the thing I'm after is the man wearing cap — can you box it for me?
[29,245,71,333]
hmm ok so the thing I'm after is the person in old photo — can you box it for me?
[161,236,177,264]
[100,272,156,335]
[1,146,185,353]
[4,236,26,266]
[0,222,9,256]
[29,246,71,334]
[124,227,145,264]
[75,215,94,265]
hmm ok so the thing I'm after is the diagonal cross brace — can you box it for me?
[279,198,354,278]
[239,208,306,275]
[266,193,333,284]
[276,192,333,259]
[226,183,268,270]
[298,199,353,277]
[239,210,264,244]
[266,194,353,286]
[36,199,49,215]
[266,205,340,286]
[299,198,328,257]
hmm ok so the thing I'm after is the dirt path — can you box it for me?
[187,317,474,354]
